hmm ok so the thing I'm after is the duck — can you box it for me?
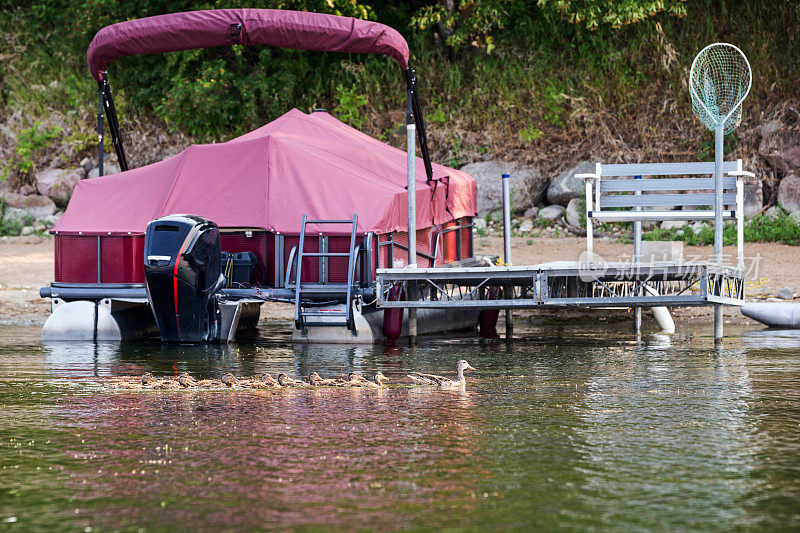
[277,373,307,388]
[252,373,280,389]
[333,371,368,386]
[306,372,337,386]
[260,373,278,385]
[195,378,224,388]
[141,372,156,386]
[220,372,238,388]
[239,373,278,389]
[154,377,181,390]
[177,372,196,388]
[351,372,388,389]
[407,360,475,389]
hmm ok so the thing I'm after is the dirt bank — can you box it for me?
[1,234,797,327]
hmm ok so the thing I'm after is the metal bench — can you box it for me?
[577,160,754,268]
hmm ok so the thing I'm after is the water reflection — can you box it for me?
[1,323,799,530]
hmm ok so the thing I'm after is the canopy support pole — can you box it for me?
[406,84,418,346]
[101,71,129,172]
[404,67,433,182]
[96,82,104,176]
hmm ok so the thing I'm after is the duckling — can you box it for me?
[141,372,156,386]
[277,373,307,388]
[110,375,144,390]
[333,371,367,386]
[177,372,196,388]
[353,372,388,389]
[306,372,336,386]
[259,373,279,386]
[241,373,278,389]
[195,378,223,388]
[407,360,475,389]
[154,377,181,390]
[221,372,238,388]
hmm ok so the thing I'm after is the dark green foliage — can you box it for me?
[643,210,800,247]
[1,0,798,182]
[1,122,63,181]
[412,0,686,50]
[18,0,380,140]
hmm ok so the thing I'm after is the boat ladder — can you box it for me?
[292,214,359,336]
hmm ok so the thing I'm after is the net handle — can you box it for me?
[688,42,753,129]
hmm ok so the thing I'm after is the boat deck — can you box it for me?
[376,260,745,309]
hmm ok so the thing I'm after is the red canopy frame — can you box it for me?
[87,8,432,182]
[87,9,410,79]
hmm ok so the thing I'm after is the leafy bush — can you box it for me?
[2,122,62,181]
[643,210,800,247]
[334,83,369,130]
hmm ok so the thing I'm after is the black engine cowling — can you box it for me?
[143,214,224,343]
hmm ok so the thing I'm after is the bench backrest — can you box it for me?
[595,161,741,210]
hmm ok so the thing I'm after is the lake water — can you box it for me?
[1,321,799,531]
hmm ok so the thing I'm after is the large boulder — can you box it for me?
[0,190,57,218]
[460,160,547,216]
[538,204,565,221]
[35,167,83,206]
[743,175,764,219]
[565,198,584,227]
[2,207,32,227]
[546,161,595,206]
[87,162,121,179]
[778,173,800,214]
[764,146,800,173]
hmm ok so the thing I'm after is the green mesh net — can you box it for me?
[689,43,752,134]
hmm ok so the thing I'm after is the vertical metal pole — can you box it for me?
[634,175,642,333]
[502,173,513,338]
[97,82,104,177]
[585,178,594,256]
[502,173,512,266]
[406,90,418,346]
[714,125,724,343]
[96,235,102,284]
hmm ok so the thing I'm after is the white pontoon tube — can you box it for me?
[644,285,676,334]
[741,303,800,328]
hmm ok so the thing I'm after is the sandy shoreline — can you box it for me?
[1,233,797,328]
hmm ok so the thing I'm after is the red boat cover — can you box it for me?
[87,9,410,80]
[55,110,476,236]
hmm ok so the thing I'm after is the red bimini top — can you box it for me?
[87,8,410,80]
[54,110,476,236]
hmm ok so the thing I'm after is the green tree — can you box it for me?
[412,0,686,50]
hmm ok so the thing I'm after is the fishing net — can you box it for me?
[689,43,751,134]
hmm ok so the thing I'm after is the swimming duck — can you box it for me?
[177,372,196,388]
[239,373,277,389]
[407,360,475,389]
[195,378,223,388]
[360,371,388,389]
[154,377,181,390]
[221,372,238,388]
[306,372,337,386]
[260,373,278,385]
[251,373,280,389]
[333,371,368,386]
[277,373,307,388]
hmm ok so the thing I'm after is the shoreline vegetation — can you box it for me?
[0,1,798,241]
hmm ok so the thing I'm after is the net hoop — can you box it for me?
[689,43,752,134]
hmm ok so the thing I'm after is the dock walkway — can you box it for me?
[376,261,744,310]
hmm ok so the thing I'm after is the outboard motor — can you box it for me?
[143,214,225,342]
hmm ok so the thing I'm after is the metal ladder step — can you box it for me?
[302,320,350,328]
[294,213,359,337]
[300,252,351,257]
